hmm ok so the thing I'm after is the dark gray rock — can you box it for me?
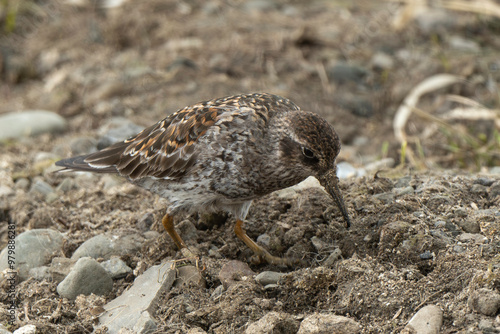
[255,271,285,286]
[57,257,113,300]
[101,257,132,279]
[328,62,368,85]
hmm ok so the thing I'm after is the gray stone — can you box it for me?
[471,184,488,196]
[328,62,368,85]
[174,265,205,288]
[257,233,271,247]
[0,185,14,197]
[449,36,480,52]
[57,257,113,300]
[49,257,77,283]
[474,177,495,187]
[0,323,12,334]
[56,178,75,193]
[404,304,443,334]
[71,232,145,260]
[98,261,176,333]
[14,178,30,191]
[323,248,342,266]
[211,285,224,300]
[490,183,500,198]
[101,257,132,279]
[12,325,36,334]
[457,233,487,244]
[338,97,373,118]
[372,192,395,204]
[478,319,494,331]
[177,219,198,242]
[297,313,360,334]
[132,311,157,334]
[0,228,64,281]
[0,110,67,140]
[245,311,299,334]
[219,260,255,288]
[186,327,207,334]
[468,288,500,316]
[415,9,456,33]
[393,186,414,196]
[394,176,411,188]
[69,137,97,155]
[255,271,285,286]
[336,161,358,179]
[97,121,144,150]
[456,219,480,234]
[371,52,394,70]
[29,180,55,196]
[28,266,51,281]
[310,236,328,252]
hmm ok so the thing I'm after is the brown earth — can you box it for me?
[1,0,500,333]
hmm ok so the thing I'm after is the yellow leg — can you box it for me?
[162,214,187,249]
[234,219,301,266]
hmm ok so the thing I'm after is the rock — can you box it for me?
[218,260,255,288]
[177,219,198,242]
[468,288,500,316]
[402,305,442,334]
[474,177,495,187]
[394,176,411,188]
[0,110,67,140]
[245,311,300,334]
[379,221,410,249]
[243,0,278,12]
[0,229,64,281]
[0,323,12,334]
[372,192,395,204]
[69,137,97,155]
[49,257,77,283]
[336,161,359,179]
[174,265,206,288]
[12,325,36,334]
[97,121,144,149]
[57,257,113,300]
[322,248,342,266]
[490,183,500,198]
[478,319,494,331]
[338,97,373,118]
[257,234,271,247]
[364,158,395,173]
[415,9,456,34]
[101,257,133,279]
[470,184,488,196]
[297,313,360,334]
[132,311,157,334]
[137,213,154,232]
[456,219,480,234]
[211,285,224,300]
[393,186,414,196]
[187,327,207,334]
[14,178,30,191]
[419,251,433,260]
[310,236,328,252]
[28,266,51,281]
[371,52,394,70]
[449,36,480,52]
[71,232,145,260]
[98,261,176,333]
[0,185,14,197]
[255,271,285,286]
[56,178,75,193]
[29,180,55,196]
[328,62,368,85]
[457,233,487,244]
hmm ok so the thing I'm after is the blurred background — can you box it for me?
[1,0,499,174]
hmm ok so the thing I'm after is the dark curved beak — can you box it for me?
[319,169,351,229]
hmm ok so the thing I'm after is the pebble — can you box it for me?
[177,219,198,243]
[69,137,97,155]
[468,288,500,316]
[297,313,360,334]
[174,265,206,288]
[453,245,465,253]
[371,52,394,70]
[474,177,495,187]
[136,212,154,232]
[0,185,14,197]
[449,36,480,52]
[245,311,299,334]
[402,304,443,334]
[29,179,55,196]
[372,192,395,204]
[457,233,488,244]
[28,266,51,281]
[393,186,414,196]
[478,319,494,331]
[364,158,395,173]
[71,232,145,260]
[456,219,480,234]
[323,248,342,266]
[187,327,207,334]
[49,257,77,283]
[310,236,328,252]
[14,178,30,191]
[211,285,224,300]
[490,166,500,174]
[470,184,488,196]
[419,251,433,260]
[0,110,67,140]
[490,183,500,198]
[0,324,11,334]
[0,228,64,281]
[415,9,456,33]
[255,271,285,286]
[56,178,75,193]
[57,257,113,300]
[257,234,271,247]
[218,260,255,288]
[97,121,144,149]
[101,257,133,279]
[394,176,411,188]
[336,161,359,179]
[338,98,373,118]
[328,62,368,85]
[12,325,36,334]
[98,261,176,333]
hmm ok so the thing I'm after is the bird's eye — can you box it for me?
[302,147,316,159]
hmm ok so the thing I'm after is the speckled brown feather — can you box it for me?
[56,93,299,180]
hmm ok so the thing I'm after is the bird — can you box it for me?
[56,93,351,265]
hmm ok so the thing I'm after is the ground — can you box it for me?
[0,0,500,333]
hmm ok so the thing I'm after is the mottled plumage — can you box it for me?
[56,93,351,265]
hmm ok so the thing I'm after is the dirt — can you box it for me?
[1,0,500,333]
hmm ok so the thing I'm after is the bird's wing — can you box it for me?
[56,104,221,180]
